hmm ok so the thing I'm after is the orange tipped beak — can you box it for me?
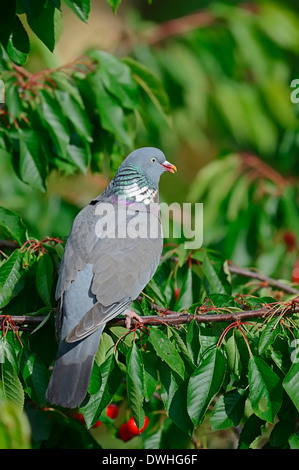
[161,161,177,174]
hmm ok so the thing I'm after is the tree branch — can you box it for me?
[227,263,299,295]
[6,300,299,330]
[170,256,299,296]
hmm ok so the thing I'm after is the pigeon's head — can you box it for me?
[119,147,177,187]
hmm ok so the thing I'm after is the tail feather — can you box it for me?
[46,355,95,409]
[46,327,104,409]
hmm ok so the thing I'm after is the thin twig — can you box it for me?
[228,264,299,295]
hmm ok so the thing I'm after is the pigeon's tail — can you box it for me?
[46,326,104,409]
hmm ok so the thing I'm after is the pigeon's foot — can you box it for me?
[124,310,144,329]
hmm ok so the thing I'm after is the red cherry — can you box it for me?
[117,423,133,442]
[174,288,181,301]
[127,416,149,435]
[292,268,299,283]
[283,231,296,251]
[92,420,102,428]
[106,403,119,419]
[72,412,85,424]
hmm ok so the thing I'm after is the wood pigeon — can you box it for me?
[46,147,177,408]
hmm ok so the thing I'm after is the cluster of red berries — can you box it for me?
[117,416,149,442]
[72,403,119,428]
[71,404,149,442]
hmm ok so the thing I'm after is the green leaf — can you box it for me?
[90,78,132,147]
[0,359,24,409]
[159,361,193,436]
[62,0,90,22]
[0,250,25,309]
[0,2,16,48]
[27,2,62,52]
[289,433,299,449]
[145,277,168,308]
[90,51,139,110]
[20,349,49,407]
[5,77,23,120]
[105,0,122,14]
[201,251,227,295]
[269,420,295,448]
[0,206,27,246]
[80,354,122,428]
[0,398,31,449]
[283,362,299,412]
[248,355,283,423]
[210,388,247,431]
[238,414,264,449]
[186,319,201,366]
[18,129,48,191]
[123,57,170,124]
[95,332,115,367]
[187,348,227,426]
[126,342,145,430]
[7,16,30,65]
[142,350,158,402]
[55,90,92,144]
[66,139,90,173]
[38,90,70,158]
[36,253,54,306]
[225,331,242,380]
[175,267,193,311]
[258,317,279,355]
[171,328,195,368]
[149,328,185,379]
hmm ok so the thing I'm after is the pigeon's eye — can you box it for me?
[151,157,156,163]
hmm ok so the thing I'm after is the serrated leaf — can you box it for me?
[283,362,299,412]
[36,253,54,306]
[18,129,48,191]
[187,348,226,426]
[80,354,122,428]
[159,361,193,436]
[90,51,139,110]
[149,328,185,379]
[248,355,283,423]
[210,388,247,431]
[123,57,170,125]
[202,251,227,295]
[27,2,62,52]
[186,319,201,366]
[20,349,49,407]
[0,206,27,246]
[258,317,279,355]
[38,89,70,158]
[7,16,29,65]
[126,342,145,430]
[238,414,264,449]
[0,250,25,308]
[62,0,90,22]
[142,350,158,402]
[0,360,24,409]
[55,90,92,144]
[175,267,193,311]
[225,331,242,380]
[0,1,16,48]
[95,332,115,368]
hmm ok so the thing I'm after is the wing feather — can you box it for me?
[55,199,163,342]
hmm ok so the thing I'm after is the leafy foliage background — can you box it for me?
[0,0,299,449]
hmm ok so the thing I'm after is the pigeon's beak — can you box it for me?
[161,161,177,174]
